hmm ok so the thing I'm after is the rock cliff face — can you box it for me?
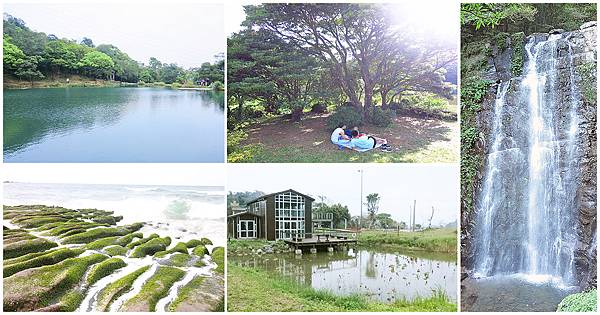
[462,22,597,289]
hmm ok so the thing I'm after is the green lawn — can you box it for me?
[227,264,457,312]
[358,228,458,253]
[228,112,458,163]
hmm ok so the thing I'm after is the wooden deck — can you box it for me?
[283,235,357,248]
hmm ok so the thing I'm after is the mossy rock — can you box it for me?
[62,224,142,244]
[167,275,224,312]
[104,245,128,257]
[192,245,209,256]
[200,238,213,245]
[4,248,84,277]
[211,247,224,274]
[85,232,143,250]
[126,233,159,249]
[3,237,58,259]
[129,237,171,258]
[557,289,597,312]
[185,239,203,248]
[93,215,120,225]
[95,265,151,311]
[86,258,127,285]
[168,253,193,267]
[119,266,185,311]
[154,242,188,257]
[3,253,107,311]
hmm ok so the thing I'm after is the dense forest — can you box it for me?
[227,3,456,128]
[3,14,224,88]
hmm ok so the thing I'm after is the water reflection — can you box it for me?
[230,248,457,303]
[4,87,224,162]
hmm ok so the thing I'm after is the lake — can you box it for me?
[3,87,224,162]
[229,248,457,303]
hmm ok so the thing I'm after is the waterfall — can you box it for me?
[472,32,582,286]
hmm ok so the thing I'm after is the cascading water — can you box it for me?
[472,32,583,287]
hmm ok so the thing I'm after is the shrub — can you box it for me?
[557,289,597,312]
[311,103,327,113]
[210,81,224,91]
[366,107,395,127]
[326,105,363,130]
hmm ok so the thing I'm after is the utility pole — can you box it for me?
[358,169,363,232]
[412,199,417,232]
[408,203,412,231]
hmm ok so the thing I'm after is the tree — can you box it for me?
[80,37,94,48]
[3,35,25,72]
[96,44,140,82]
[15,55,44,86]
[227,31,276,122]
[374,213,397,229]
[313,202,351,229]
[365,193,380,229]
[43,40,78,77]
[78,51,114,79]
[244,4,395,113]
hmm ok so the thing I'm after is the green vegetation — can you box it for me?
[228,264,456,312]
[167,276,205,311]
[227,3,456,163]
[510,32,525,76]
[120,266,185,311]
[154,241,189,258]
[4,247,84,277]
[3,237,58,259]
[168,253,193,267]
[3,254,107,311]
[358,228,457,253]
[557,289,597,312]
[126,233,159,249]
[62,224,142,244]
[576,63,597,104]
[211,247,225,274]
[192,244,209,256]
[85,232,143,250]
[129,236,171,258]
[104,245,129,256]
[86,258,127,285]
[3,14,223,88]
[95,265,151,311]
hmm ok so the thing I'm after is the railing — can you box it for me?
[312,212,333,221]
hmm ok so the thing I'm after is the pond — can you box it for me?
[461,275,580,312]
[229,248,457,303]
[3,87,224,162]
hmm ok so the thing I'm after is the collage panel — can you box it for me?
[2,164,225,311]
[460,2,597,312]
[226,163,459,312]
[226,1,459,163]
[3,2,225,163]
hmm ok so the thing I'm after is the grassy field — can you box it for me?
[228,109,458,163]
[227,264,457,312]
[358,228,457,253]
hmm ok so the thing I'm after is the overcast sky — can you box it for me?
[228,164,459,226]
[4,2,224,68]
[3,164,225,187]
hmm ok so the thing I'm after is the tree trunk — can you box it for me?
[291,106,303,122]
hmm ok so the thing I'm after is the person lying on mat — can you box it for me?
[349,130,389,151]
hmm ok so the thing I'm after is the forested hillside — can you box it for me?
[3,14,224,87]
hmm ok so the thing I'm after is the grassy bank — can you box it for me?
[358,228,457,253]
[3,75,224,91]
[227,264,456,312]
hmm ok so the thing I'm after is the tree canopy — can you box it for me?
[3,13,224,86]
[227,3,456,125]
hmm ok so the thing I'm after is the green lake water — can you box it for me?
[230,248,457,303]
[3,87,224,162]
